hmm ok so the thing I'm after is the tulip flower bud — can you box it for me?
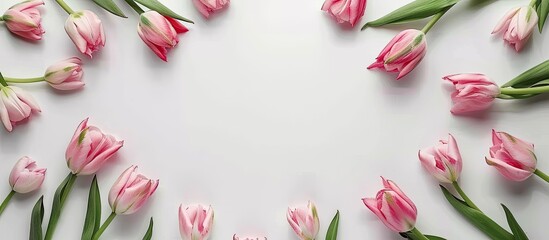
[9,156,46,193]
[44,57,84,91]
[443,74,500,114]
[321,0,367,27]
[64,10,105,57]
[65,118,123,175]
[137,11,188,62]
[418,134,462,183]
[179,204,214,240]
[287,201,320,240]
[486,130,537,181]
[2,0,44,40]
[192,0,230,18]
[368,29,427,80]
[492,6,538,52]
[108,165,159,215]
[0,85,41,132]
[362,177,417,233]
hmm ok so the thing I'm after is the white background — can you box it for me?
[1,0,549,239]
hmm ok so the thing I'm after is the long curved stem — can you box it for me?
[4,77,45,83]
[124,0,145,14]
[410,227,430,240]
[0,191,15,216]
[55,0,75,14]
[534,169,549,184]
[92,212,116,240]
[452,181,482,212]
[499,85,549,96]
[421,9,449,34]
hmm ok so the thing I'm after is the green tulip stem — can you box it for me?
[410,227,430,240]
[0,191,16,216]
[530,0,537,8]
[421,9,449,34]
[3,77,45,83]
[44,173,78,240]
[452,181,482,212]
[92,212,117,240]
[499,85,549,96]
[0,16,4,21]
[534,169,549,184]
[55,0,75,14]
[124,0,145,14]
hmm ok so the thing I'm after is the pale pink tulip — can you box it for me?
[193,0,229,18]
[321,0,367,27]
[65,118,123,175]
[368,29,427,80]
[64,10,105,57]
[138,11,188,62]
[443,74,500,114]
[418,134,462,183]
[362,177,417,233]
[44,57,84,91]
[486,130,536,181]
[0,85,40,132]
[287,201,320,240]
[179,204,214,240]
[9,156,46,193]
[2,0,44,40]
[492,6,538,51]
[233,235,267,240]
[108,165,159,215]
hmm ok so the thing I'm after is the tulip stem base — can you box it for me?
[93,212,116,240]
[421,9,449,34]
[534,169,549,184]
[4,77,45,83]
[124,0,145,14]
[452,181,482,212]
[499,85,549,97]
[55,0,75,14]
[0,191,15,216]
[410,227,430,240]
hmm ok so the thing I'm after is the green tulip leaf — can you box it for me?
[142,217,154,240]
[44,173,78,240]
[501,60,549,88]
[82,176,101,240]
[326,210,340,240]
[425,235,447,240]
[133,0,194,23]
[29,196,44,240]
[537,0,549,32]
[93,0,127,18]
[501,204,529,240]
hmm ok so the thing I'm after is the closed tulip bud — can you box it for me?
[193,0,230,18]
[233,235,267,240]
[65,10,105,57]
[0,85,40,132]
[179,204,214,240]
[492,6,538,52]
[9,156,46,193]
[443,74,500,114]
[362,177,417,233]
[321,0,367,27]
[65,118,123,175]
[368,29,427,80]
[2,0,44,40]
[287,201,320,240]
[418,134,462,183]
[486,130,536,181]
[138,11,188,62]
[108,165,159,215]
[44,57,84,91]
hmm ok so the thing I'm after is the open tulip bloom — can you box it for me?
[287,201,320,240]
[321,0,367,27]
[0,156,46,216]
[179,204,214,240]
[0,0,44,41]
[0,74,41,132]
[492,4,538,52]
[193,0,230,18]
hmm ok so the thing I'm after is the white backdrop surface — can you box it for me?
[1,0,549,239]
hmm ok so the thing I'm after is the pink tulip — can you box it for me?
[418,134,462,183]
[0,85,40,132]
[233,235,267,240]
[486,130,536,181]
[64,10,105,57]
[193,0,230,18]
[492,6,538,52]
[443,74,500,114]
[368,29,427,80]
[108,165,159,215]
[362,177,417,233]
[138,11,188,62]
[321,0,367,27]
[65,118,123,175]
[9,156,46,193]
[287,201,320,240]
[44,57,84,91]
[179,204,214,240]
[2,0,44,40]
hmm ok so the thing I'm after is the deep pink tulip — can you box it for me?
[108,165,159,215]
[138,11,188,62]
[321,0,367,27]
[179,204,214,240]
[0,85,40,132]
[44,57,84,91]
[443,74,500,114]
[368,29,427,80]
[9,156,46,193]
[486,130,536,181]
[362,177,417,233]
[418,134,462,183]
[65,10,105,57]
[193,0,229,18]
[2,0,44,40]
[287,201,320,240]
[233,235,267,240]
[492,6,538,51]
[65,118,123,175]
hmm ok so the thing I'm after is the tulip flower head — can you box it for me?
[138,11,188,62]
[108,165,159,215]
[486,130,537,181]
[368,29,427,80]
[193,0,230,18]
[443,74,500,114]
[287,201,320,240]
[0,85,40,132]
[2,0,45,40]
[418,134,462,183]
[492,6,538,52]
[179,204,214,240]
[321,0,367,27]
[64,10,105,57]
[362,177,417,233]
[44,57,84,91]
[9,156,46,193]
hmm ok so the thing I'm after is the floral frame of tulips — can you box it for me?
[1,0,549,239]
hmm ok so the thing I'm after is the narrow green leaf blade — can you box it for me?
[326,210,340,240]
[538,0,549,32]
[142,217,154,240]
[501,204,529,240]
[93,0,127,18]
[425,235,447,240]
[133,0,194,23]
[45,173,77,240]
[82,175,101,240]
[501,60,549,88]
[440,186,514,240]
[29,196,44,240]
